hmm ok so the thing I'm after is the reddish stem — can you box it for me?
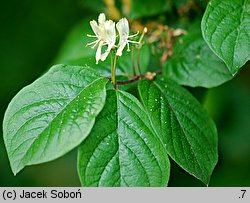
[107,70,163,87]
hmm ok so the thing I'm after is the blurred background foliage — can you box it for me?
[0,0,249,186]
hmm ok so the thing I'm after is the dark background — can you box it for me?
[0,0,250,186]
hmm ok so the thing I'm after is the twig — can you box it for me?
[107,70,163,87]
[117,76,140,85]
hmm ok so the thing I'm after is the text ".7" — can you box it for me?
[239,190,247,199]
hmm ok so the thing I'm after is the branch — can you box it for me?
[107,70,163,86]
[117,76,140,85]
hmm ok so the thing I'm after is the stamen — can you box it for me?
[87,34,98,38]
[128,31,139,38]
[91,41,99,48]
[127,40,140,44]
[138,27,148,44]
[86,40,99,47]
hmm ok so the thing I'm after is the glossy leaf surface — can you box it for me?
[164,32,233,87]
[201,0,250,75]
[78,90,170,186]
[138,77,218,184]
[3,65,108,174]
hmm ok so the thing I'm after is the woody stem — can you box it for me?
[107,70,163,85]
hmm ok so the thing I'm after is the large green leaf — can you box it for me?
[164,32,233,88]
[138,76,218,184]
[78,90,170,186]
[3,64,108,175]
[201,0,250,75]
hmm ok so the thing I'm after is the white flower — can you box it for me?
[116,18,139,56]
[87,13,116,64]
[100,20,116,61]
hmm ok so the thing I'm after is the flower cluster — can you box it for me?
[87,13,139,64]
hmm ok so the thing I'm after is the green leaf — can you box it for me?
[164,32,233,88]
[138,76,218,184]
[78,90,170,186]
[201,0,250,75]
[3,64,108,175]
[129,0,171,19]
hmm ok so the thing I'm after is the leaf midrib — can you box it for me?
[116,91,165,186]
[14,76,105,173]
[116,91,151,186]
[152,80,207,182]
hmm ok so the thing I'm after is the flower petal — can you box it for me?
[101,42,114,61]
[116,41,127,56]
[100,51,109,61]
[98,13,106,25]
[116,18,129,37]
[105,20,116,45]
[95,41,104,64]
[90,20,101,37]
[116,18,130,56]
